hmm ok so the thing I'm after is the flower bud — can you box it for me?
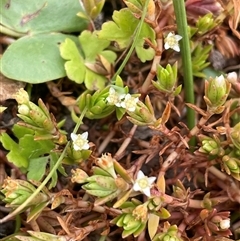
[230,122,240,150]
[79,88,115,119]
[80,0,105,20]
[1,177,49,208]
[227,72,240,94]
[211,216,231,230]
[153,63,180,96]
[227,72,238,84]
[14,88,29,105]
[82,174,119,199]
[204,75,231,113]
[196,13,217,35]
[198,135,225,156]
[18,104,30,115]
[132,204,149,222]
[71,168,89,184]
[112,212,147,238]
[222,155,240,181]
[96,153,117,178]
[152,222,183,241]
[219,219,230,230]
[127,96,157,126]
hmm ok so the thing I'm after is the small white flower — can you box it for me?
[133,170,156,197]
[219,219,230,230]
[121,94,139,112]
[215,75,225,87]
[164,32,182,52]
[71,132,90,151]
[106,87,125,107]
[227,72,237,84]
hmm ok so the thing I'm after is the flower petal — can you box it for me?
[71,133,78,141]
[137,170,145,179]
[81,131,88,140]
[175,35,182,41]
[164,43,170,50]
[147,177,156,185]
[173,45,180,52]
[133,182,141,192]
[142,187,151,197]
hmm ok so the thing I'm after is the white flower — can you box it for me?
[164,32,182,52]
[219,219,230,230]
[71,132,90,151]
[106,87,125,107]
[133,170,156,197]
[215,75,225,87]
[120,94,139,112]
[227,72,237,84]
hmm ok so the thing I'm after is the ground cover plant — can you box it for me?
[0,0,240,240]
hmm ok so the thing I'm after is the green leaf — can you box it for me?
[60,38,86,84]
[85,69,106,90]
[0,0,87,35]
[27,201,49,222]
[19,135,54,160]
[48,152,59,189]
[79,30,111,61]
[116,107,126,120]
[0,133,54,169]
[12,124,35,139]
[27,156,49,181]
[1,33,78,83]
[98,8,156,62]
[0,133,28,168]
[60,31,116,90]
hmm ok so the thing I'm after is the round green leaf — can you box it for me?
[1,33,78,83]
[0,0,87,34]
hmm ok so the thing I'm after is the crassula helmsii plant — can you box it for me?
[0,0,240,240]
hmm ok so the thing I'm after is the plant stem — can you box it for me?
[0,25,25,38]
[172,0,195,139]
[112,0,150,80]
[0,108,87,224]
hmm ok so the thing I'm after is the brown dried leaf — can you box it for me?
[0,74,25,102]
[228,0,240,39]
[186,102,207,116]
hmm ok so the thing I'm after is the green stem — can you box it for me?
[172,0,195,145]
[112,0,150,80]
[0,108,87,224]
[14,214,21,233]
[0,25,25,38]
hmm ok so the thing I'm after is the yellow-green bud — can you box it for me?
[204,75,231,113]
[230,122,240,150]
[14,88,29,105]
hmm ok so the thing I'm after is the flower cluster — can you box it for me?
[14,88,67,144]
[106,87,139,112]
[111,200,149,238]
